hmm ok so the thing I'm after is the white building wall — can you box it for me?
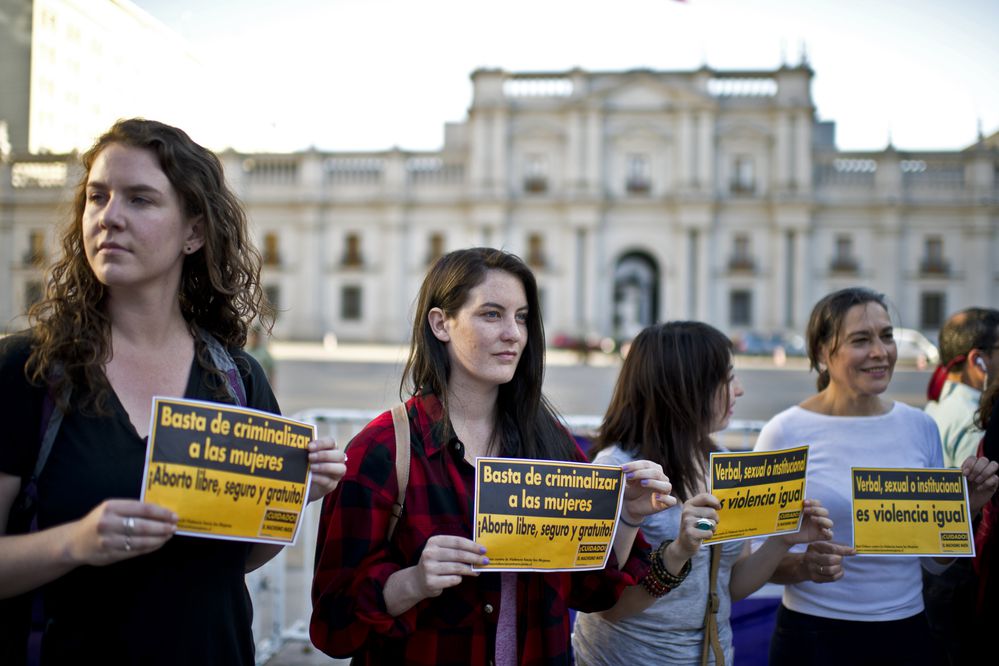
[2,65,997,343]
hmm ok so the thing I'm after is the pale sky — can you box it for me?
[134,0,998,154]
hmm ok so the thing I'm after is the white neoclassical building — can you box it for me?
[2,64,997,343]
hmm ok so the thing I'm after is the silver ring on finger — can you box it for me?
[819,565,825,575]
[124,516,135,536]
[124,536,132,552]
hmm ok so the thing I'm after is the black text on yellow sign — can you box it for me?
[851,467,974,556]
[141,397,315,544]
[473,458,625,571]
[706,445,809,544]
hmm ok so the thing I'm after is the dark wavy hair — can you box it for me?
[590,322,733,502]
[805,287,889,392]
[401,247,575,460]
[977,381,998,432]
[26,118,273,413]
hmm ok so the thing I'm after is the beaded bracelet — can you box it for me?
[640,539,692,598]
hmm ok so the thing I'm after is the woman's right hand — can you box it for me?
[799,540,856,583]
[384,534,488,616]
[67,499,177,566]
[412,535,488,599]
[670,493,721,562]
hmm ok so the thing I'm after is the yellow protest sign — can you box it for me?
[473,457,625,571]
[706,446,809,544]
[141,397,315,544]
[851,467,974,556]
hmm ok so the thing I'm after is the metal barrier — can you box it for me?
[248,409,766,664]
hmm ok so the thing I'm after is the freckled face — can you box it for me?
[82,143,201,292]
[431,270,528,392]
[823,302,897,398]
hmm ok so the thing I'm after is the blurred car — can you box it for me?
[732,331,806,358]
[893,328,940,368]
[551,332,617,355]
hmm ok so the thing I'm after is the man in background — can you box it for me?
[924,306,999,665]
[926,307,999,466]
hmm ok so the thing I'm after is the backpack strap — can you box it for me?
[195,326,247,407]
[387,403,411,540]
[699,545,725,666]
[31,388,67,491]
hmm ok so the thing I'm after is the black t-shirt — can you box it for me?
[0,333,280,665]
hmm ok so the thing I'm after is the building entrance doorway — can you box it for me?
[613,252,659,341]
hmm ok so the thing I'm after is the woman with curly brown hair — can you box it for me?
[0,119,345,665]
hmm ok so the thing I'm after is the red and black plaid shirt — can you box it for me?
[310,393,650,665]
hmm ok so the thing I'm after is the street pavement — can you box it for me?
[269,340,933,426]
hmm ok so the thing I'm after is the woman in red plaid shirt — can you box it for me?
[310,247,674,665]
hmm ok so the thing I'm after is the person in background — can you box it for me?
[310,248,674,665]
[572,322,832,666]
[922,306,999,664]
[755,287,998,666]
[0,119,345,665]
[972,370,999,641]
[925,307,999,468]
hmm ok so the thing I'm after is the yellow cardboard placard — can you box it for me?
[706,446,809,544]
[473,457,625,571]
[851,467,974,556]
[140,397,314,544]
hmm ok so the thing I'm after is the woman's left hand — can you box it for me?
[307,437,348,503]
[620,460,676,524]
[963,455,999,516]
[780,498,834,547]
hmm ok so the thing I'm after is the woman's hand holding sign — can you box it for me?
[671,493,721,561]
[612,461,674,571]
[69,499,178,566]
[307,437,348,503]
[384,535,488,617]
[780,499,834,548]
[620,460,676,524]
[799,540,855,583]
[963,455,999,517]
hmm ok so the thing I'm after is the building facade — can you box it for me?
[0,0,204,155]
[2,65,997,343]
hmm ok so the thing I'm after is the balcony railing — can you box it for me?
[524,176,548,193]
[626,178,651,194]
[829,256,859,274]
[728,256,756,272]
[919,258,951,276]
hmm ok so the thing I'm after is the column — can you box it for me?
[793,230,808,331]
[566,110,583,192]
[784,230,795,329]
[574,227,587,331]
[586,219,601,334]
[469,111,492,192]
[491,109,507,196]
[794,111,812,193]
[678,111,693,189]
[585,109,602,194]
[698,110,713,193]
[774,113,791,189]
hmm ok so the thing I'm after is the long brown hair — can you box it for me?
[401,247,575,460]
[977,379,999,431]
[26,118,273,413]
[590,321,733,501]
